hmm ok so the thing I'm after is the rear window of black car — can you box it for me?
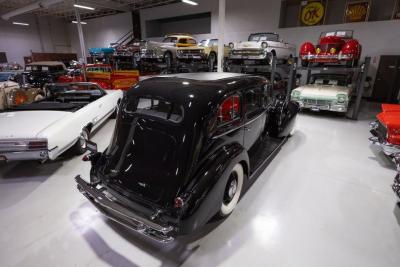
[124,98,183,123]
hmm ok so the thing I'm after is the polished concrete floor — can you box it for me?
[0,102,399,267]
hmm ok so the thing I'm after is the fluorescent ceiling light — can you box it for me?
[12,22,29,26]
[182,0,198,5]
[72,21,87,24]
[73,4,95,10]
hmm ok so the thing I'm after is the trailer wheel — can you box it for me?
[219,163,244,217]
[72,128,90,155]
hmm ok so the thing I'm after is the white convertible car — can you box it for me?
[0,82,123,162]
[228,32,296,65]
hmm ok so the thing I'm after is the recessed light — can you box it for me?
[73,4,95,10]
[182,0,198,6]
[72,21,87,24]
[12,22,29,26]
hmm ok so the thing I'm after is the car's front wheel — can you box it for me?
[219,163,244,217]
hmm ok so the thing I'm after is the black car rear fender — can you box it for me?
[178,142,249,234]
[267,99,299,137]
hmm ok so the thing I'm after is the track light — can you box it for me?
[12,22,29,26]
[73,4,95,10]
[182,0,198,5]
[72,20,87,24]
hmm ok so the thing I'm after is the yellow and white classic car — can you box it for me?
[198,39,231,69]
[140,34,207,68]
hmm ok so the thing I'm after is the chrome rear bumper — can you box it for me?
[75,175,175,243]
[393,173,400,200]
[369,136,400,156]
[0,150,48,161]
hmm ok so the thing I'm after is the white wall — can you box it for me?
[69,12,133,60]
[140,0,400,80]
[0,14,71,65]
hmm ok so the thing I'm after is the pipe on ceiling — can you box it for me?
[1,0,64,20]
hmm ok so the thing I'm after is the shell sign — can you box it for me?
[345,1,371,23]
[300,1,325,26]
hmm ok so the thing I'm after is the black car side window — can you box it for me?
[245,88,263,118]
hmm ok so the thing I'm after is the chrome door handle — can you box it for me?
[244,126,251,131]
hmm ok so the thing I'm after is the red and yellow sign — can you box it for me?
[300,1,325,26]
[345,1,370,23]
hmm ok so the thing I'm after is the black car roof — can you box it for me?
[127,73,266,107]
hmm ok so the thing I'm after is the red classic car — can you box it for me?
[58,64,139,90]
[300,30,361,67]
[370,104,400,156]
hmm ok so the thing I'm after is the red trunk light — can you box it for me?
[174,197,184,209]
[28,141,47,150]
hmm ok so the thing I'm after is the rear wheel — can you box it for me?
[219,163,244,217]
[71,128,90,155]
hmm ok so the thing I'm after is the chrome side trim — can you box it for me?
[244,112,265,126]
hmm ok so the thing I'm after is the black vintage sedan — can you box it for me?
[75,72,299,243]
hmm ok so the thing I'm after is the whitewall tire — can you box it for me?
[219,163,244,217]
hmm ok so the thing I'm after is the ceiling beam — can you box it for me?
[80,0,131,12]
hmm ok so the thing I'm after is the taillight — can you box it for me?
[28,140,47,150]
[218,95,240,123]
[174,197,184,209]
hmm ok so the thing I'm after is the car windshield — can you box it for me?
[25,65,63,73]
[248,33,278,42]
[86,66,111,73]
[124,97,183,123]
[320,30,353,39]
[178,38,196,45]
[310,75,349,86]
[7,85,105,112]
[199,40,207,46]
[163,37,178,43]
[199,39,217,47]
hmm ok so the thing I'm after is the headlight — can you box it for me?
[316,48,321,54]
[291,90,301,99]
[261,42,268,49]
[229,42,234,49]
[337,94,347,103]
[330,47,336,54]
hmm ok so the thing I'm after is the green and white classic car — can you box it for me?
[291,73,353,113]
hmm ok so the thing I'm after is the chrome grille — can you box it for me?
[303,98,331,107]
[316,44,341,53]
[231,49,264,56]
[177,49,204,58]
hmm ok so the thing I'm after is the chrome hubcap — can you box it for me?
[224,172,238,204]
[228,179,237,199]
[79,132,88,148]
